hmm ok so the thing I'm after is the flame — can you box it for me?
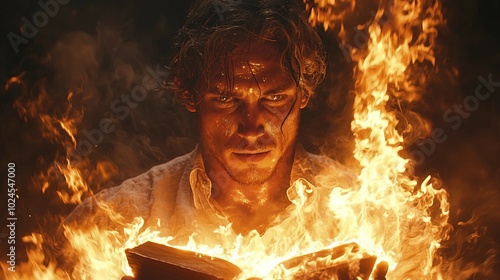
[304,0,356,30]
[308,0,450,278]
[4,72,26,91]
[13,82,96,204]
[76,180,363,279]
[14,234,70,279]
[2,1,459,279]
[1,76,118,278]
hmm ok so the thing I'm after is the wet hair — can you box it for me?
[169,0,326,103]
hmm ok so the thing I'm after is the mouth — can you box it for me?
[232,151,270,163]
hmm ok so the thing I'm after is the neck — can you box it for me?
[210,153,293,209]
[203,147,295,234]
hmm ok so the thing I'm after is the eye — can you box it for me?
[218,94,232,102]
[213,94,237,109]
[267,94,284,101]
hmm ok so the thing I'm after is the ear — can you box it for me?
[299,91,311,109]
[183,91,197,112]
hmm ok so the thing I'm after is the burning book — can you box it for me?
[125,241,384,280]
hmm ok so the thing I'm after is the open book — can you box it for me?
[125,241,383,280]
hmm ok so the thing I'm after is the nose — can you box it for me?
[237,103,265,141]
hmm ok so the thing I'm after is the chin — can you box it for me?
[226,165,276,186]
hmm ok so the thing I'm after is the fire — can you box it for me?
[304,0,356,30]
[16,234,69,279]
[309,0,451,278]
[13,82,92,204]
[5,72,26,91]
[2,0,459,279]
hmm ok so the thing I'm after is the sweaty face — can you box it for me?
[188,41,310,185]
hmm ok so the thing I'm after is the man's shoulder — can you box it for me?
[124,149,196,192]
[64,149,197,228]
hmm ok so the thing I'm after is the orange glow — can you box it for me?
[310,0,450,278]
[4,72,26,91]
[16,86,91,204]
[2,1,456,279]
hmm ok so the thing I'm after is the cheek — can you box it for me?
[268,102,301,130]
[203,115,234,139]
[221,118,232,137]
[281,115,300,137]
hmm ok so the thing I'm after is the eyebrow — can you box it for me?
[206,81,295,94]
[263,82,296,95]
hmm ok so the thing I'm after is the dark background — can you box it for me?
[0,0,499,278]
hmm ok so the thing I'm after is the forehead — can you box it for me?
[230,41,281,75]
[209,41,292,87]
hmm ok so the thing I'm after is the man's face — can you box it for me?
[187,41,310,185]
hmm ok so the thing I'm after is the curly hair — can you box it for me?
[169,0,326,103]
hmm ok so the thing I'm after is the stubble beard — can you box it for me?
[204,140,280,186]
[223,160,277,186]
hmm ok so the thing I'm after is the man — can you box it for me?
[62,0,364,277]
[168,0,330,235]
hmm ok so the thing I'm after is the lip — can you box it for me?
[232,151,270,162]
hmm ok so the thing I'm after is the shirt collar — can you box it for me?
[189,145,213,210]
[188,144,318,210]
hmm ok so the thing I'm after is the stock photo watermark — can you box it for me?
[7,0,70,54]
[66,64,170,164]
[6,163,17,272]
[410,74,499,165]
